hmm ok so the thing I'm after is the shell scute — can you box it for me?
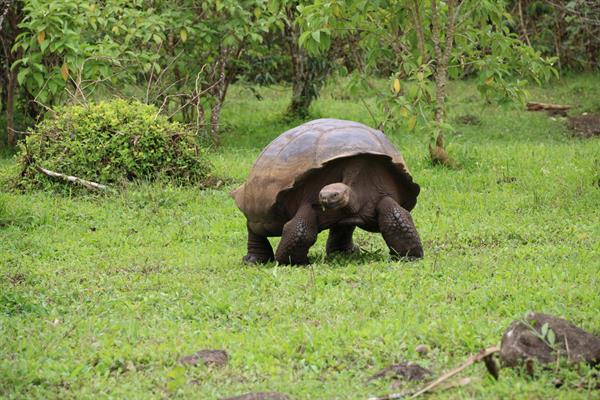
[231,119,419,222]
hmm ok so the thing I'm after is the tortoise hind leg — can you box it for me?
[376,196,423,260]
[275,203,318,265]
[243,225,274,264]
[326,226,359,256]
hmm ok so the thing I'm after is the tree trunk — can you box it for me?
[1,2,21,147]
[286,4,310,118]
[517,0,531,47]
[430,0,457,126]
[208,47,229,146]
[285,4,328,118]
[410,0,428,63]
[288,47,312,117]
[210,100,221,146]
[429,0,459,168]
[6,65,16,146]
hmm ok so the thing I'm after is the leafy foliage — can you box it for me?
[17,99,211,190]
[509,0,600,71]
[11,0,275,143]
[299,0,558,133]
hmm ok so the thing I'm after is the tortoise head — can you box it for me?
[319,183,352,210]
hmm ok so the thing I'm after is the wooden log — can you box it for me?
[526,101,573,112]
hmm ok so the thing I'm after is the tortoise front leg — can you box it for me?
[243,225,274,264]
[326,226,359,256]
[275,203,318,265]
[376,196,423,260]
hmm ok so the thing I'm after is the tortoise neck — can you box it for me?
[344,188,361,214]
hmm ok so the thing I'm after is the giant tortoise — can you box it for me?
[231,118,423,265]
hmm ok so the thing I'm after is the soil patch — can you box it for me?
[220,392,290,400]
[568,115,600,138]
[178,349,229,367]
[367,362,432,383]
[455,114,482,126]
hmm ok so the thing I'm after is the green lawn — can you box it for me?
[1,75,599,399]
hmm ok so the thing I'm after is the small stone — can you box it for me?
[415,344,429,356]
[552,378,563,388]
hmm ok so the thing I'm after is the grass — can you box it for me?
[1,75,599,399]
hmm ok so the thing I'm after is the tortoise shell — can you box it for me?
[231,118,420,222]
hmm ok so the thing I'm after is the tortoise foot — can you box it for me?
[390,248,423,261]
[242,254,274,265]
[327,244,360,257]
[275,255,311,266]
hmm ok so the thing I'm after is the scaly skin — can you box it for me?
[376,196,423,259]
[326,226,358,256]
[274,203,318,265]
[243,226,275,264]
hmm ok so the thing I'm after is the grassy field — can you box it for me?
[1,75,599,399]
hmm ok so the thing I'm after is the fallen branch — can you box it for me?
[526,102,573,112]
[435,376,480,391]
[368,346,500,400]
[36,166,108,191]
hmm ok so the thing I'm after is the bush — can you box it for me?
[17,100,212,190]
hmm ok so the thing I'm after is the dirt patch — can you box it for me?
[367,362,433,383]
[497,176,518,185]
[178,349,229,367]
[500,312,600,368]
[220,393,290,400]
[568,115,600,138]
[6,272,27,285]
[455,114,482,126]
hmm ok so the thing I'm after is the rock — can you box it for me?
[415,344,429,356]
[178,349,229,367]
[500,312,600,368]
[367,362,432,383]
[220,392,290,400]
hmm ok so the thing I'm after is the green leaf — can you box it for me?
[32,72,44,88]
[17,68,30,85]
[541,322,549,337]
[299,31,311,47]
[40,40,50,53]
[311,30,321,43]
[547,329,556,346]
[268,0,280,14]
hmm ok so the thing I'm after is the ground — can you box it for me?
[1,75,599,399]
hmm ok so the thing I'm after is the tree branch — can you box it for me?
[36,166,108,191]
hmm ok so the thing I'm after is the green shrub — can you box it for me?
[17,100,211,190]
